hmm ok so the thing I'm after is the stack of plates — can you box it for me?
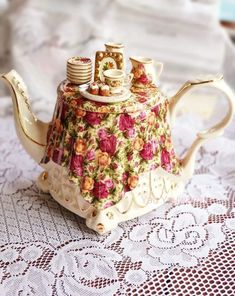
[67,57,92,84]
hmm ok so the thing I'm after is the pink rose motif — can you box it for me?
[70,154,83,176]
[140,142,154,160]
[125,128,135,138]
[171,149,175,156]
[84,112,102,126]
[98,128,109,140]
[105,179,114,190]
[139,112,147,120]
[99,135,117,156]
[152,139,158,152]
[93,181,109,199]
[122,172,128,182]
[150,163,158,170]
[119,114,135,131]
[103,201,114,208]
[86,150,95,161]
[161,149,171,167]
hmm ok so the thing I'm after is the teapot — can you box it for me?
[1,66,234,234]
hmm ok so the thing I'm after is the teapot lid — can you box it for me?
[58,80,167,114]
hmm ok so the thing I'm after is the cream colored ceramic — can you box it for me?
[67,57,92,84]
[1,69,234,234]
[130,56,163,87]
[67,57,92,67]
[105,42,125,70]
[103,69,133,94]
[67,69,92,75]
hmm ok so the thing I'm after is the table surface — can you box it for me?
[0,96,234,295]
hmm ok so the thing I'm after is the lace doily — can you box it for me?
[0,110,234,295]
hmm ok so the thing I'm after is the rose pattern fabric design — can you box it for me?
[41,81,181,209]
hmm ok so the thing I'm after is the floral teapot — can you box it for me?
[1,64,234,234]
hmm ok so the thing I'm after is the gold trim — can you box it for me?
[129,56,153,64]
[189,75,223,86]
[105,42,124,49]
[1,75,47,147]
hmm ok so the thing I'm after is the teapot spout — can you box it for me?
[0,70,49,164]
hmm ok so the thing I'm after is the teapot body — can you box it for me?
[38,80,184,233]
[37,75,234,234]
[2,67,233,234]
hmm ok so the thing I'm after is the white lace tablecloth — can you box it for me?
[0,96,234,295]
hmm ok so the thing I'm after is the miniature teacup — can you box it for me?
[103,69,133,94]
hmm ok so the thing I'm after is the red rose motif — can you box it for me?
[138,74,149,84]
[151,105,160,117]
[93,181,109,199]
[70,154,83,176]
[84,112,102,126]
[160,135,166,144]
[52,148,63,165]
[110,162,118,170]
[122,172,128,182]
[99,135,117,156]
[138,96,148,103]
[119,114,135,131]
[61,103,68,121]
[127,153,133,161]
[86,150,95,161]
[161,149,171,167]
[140,142,154,160]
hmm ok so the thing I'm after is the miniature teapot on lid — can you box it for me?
[1,45,234,234]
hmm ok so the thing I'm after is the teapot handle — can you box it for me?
[169,75,235,180]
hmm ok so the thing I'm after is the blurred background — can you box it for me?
[0,0,235,119]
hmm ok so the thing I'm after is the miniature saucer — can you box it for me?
[80,88,131,103]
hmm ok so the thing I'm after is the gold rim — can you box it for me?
[67,57,92,65]
[130,56,153,64]
[67,70,92,75]
[67,74,92,80]
[105,42,124,49]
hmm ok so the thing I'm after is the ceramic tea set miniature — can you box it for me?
[1,42,234,234]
